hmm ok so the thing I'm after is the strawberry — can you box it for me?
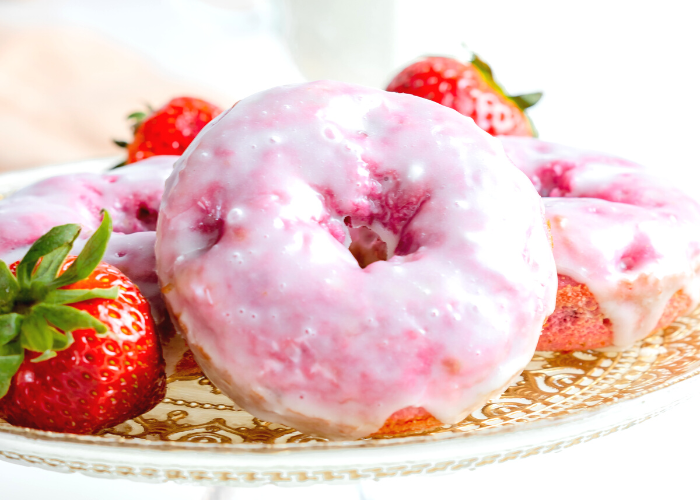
[386,55,542,137]
[0,211,166,434]
[115,97,223,165]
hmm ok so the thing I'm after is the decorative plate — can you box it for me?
[1,159,700,487]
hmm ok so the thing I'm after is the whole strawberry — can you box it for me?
[0,211,166,434]
[386,55,541,137]
[115,97,222,165]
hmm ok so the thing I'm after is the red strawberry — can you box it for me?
[115,97,223,165]
[386,55,541,137]
[0,211,166,434]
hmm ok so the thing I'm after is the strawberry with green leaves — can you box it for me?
[386,55,541,137]
[0,211,166,434]
[115,97,223,165]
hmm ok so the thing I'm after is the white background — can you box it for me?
[1,0,700,498]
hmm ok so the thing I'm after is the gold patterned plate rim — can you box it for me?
[2,316,699,454]
[1,160,700,456]
[2,363,700,452]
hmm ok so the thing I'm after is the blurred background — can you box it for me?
[1,0,699,181]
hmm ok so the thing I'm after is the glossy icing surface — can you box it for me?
[502,137,700,347]
[0,155,176,321]
[156,81,557,439]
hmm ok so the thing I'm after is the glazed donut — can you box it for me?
[501,137,700,350]
[0,155,176,321]
[156,81,557,440]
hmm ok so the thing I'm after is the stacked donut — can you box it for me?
[501,137,700,350]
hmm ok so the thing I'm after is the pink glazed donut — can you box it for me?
[156,81,557,440]
[501,137,700,351]
[0,155,176,322]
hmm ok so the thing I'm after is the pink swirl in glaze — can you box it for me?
[156,81,557,439]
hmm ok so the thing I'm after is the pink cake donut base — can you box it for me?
[538,275,692,351]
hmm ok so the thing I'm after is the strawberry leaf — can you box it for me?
[469,53,543,116]
[31,350,57,363]
[33,244,72,285]
[27,327,74,365]
[510,92,543,111]
[469,54,510,102]
[16,224,81,290]
[50,211,112,290]
[471,54,494,79]
[30,329,73,363]
[33,304,108,335]
[51,330,74,351]
[0,313,22,346]
[0,262,19,314]
[127,111,147,122]
[44,287,119,306]
[0,340,23,398]
[19,314,54,353]
[127,110,150,133]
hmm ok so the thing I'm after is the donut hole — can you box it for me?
[535,162,575,197]
[185,186,227,253]
[194,214,225,251]
[113,200,160,235]
[344,217,388,269]
[135,202,159,231]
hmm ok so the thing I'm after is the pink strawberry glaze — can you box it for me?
[501,137,700,348]
[156,81,557,440]
[0,155,176,321]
